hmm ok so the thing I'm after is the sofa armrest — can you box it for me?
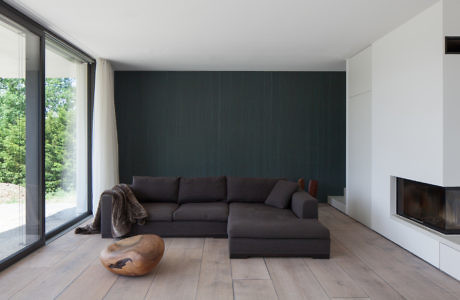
[100,193,113,238]
[291,191,318,219]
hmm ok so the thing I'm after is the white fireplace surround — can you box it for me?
[344,0,460,280]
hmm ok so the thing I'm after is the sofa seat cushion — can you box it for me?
[142,202,179,221]
[173,202,228,222]
[228,203,329,239]
[178,176,226,204]
[227,177,281,203]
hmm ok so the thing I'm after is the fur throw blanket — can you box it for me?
[75,184,148,237]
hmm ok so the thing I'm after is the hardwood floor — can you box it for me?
[1,204,459,300]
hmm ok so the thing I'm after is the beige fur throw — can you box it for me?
[75,184,148,238]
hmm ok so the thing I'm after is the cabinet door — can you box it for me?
[347,91,372,226]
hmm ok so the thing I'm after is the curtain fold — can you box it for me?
[92,58,119,213]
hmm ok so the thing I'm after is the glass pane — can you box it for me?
[45,41,88,233]
[0,17,41,261]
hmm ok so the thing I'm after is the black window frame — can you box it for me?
[0,1,95,271]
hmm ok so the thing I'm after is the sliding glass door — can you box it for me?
[45,40,88,233]
[0,2,94,269]
[0,15,42,261]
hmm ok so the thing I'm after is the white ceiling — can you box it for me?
[6,0,437,71]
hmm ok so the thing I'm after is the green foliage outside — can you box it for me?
[0,77,76,194]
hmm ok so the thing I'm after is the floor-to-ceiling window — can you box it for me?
[0,3,94,269]
[0,14,41,262]
[45,40,88,234]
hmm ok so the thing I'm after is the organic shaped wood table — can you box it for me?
[100,234,165,276]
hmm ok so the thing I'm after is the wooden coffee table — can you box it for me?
[100,234,165,276]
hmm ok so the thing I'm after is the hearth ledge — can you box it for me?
[391,213,460,252]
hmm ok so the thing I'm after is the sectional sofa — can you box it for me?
[100,176,330,258]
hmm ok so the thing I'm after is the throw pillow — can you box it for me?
[265,180,299,209]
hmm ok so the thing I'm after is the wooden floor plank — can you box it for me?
[331,237,404,300]
[331,298,370,300]
[233,279,278,300]
[10,236,111,300]
[144,247,203,300]
[46,224,92,252]
[0,265,48,299]
[324,204,460,299]
[169,237,204,249]
[196,238,233,300]
[322,205,356,224]
[318,207,352,231]
[332,228,458,300]
[21,248,71,268]
[0,222,93,298]
[305,257,368,298]
[103,274,156,300]
[369,235,460,298]
[56,259,118,300]
[231,258,270,280]
[265,258,329,300]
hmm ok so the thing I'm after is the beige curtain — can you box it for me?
[92,58,119,213]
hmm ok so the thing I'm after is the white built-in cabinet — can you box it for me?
[346,47,372,227]
[344,1,460,281]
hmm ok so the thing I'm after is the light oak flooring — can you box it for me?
[1,204,460,300]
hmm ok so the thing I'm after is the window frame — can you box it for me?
[0,2,95,271]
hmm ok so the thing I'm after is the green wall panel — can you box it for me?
[114,71,345,201]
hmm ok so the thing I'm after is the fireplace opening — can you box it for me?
[397,178,460,234]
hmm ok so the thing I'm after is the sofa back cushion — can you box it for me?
[178,176,226,204]
[227,177,280,203]
[131,176,179,202]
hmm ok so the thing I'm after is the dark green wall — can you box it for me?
[114,71,345,201]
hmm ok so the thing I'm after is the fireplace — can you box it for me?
[397,178,460,234]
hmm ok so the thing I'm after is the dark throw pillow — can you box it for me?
[265,180,299,209]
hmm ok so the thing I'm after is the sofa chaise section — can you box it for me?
[226,178,330,258]
[227,202,330,258]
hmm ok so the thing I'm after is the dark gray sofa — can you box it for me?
[100,176,330,258]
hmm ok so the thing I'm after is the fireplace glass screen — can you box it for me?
[397,178,460,234]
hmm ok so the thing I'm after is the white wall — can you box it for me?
[347,1,460,278]
[442,0,460,186]
[370,2,444,259]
